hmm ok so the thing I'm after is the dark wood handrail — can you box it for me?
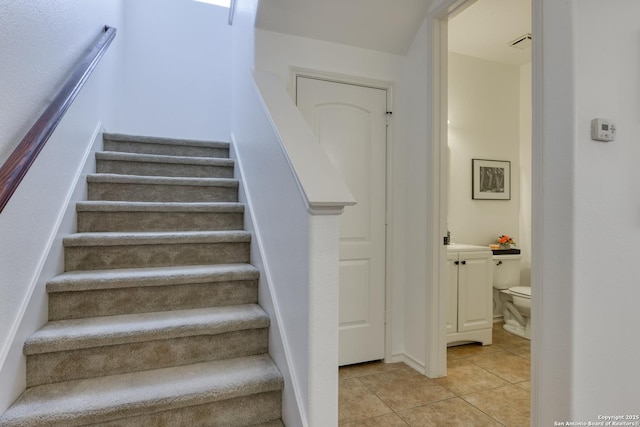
[0,26,117,213]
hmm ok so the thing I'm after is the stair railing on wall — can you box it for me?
[0,25,117,214]
[228,0,236,24]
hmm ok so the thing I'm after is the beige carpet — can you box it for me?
[0,134,283,426]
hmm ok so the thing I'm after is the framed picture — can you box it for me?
[472,159,511,200]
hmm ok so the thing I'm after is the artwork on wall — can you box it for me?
[472,159,511,200]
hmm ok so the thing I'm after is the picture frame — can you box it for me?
[472,159,511,200]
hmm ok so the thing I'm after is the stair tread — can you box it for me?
[0,354,282,427]
[63,230,251,247]
[47,263,259,293]
[87,173,238,186]
[4,135,282,425]
[76,201,244,213]
[25,304,269,354]
[103,133,230,149]
[96,151,235,166]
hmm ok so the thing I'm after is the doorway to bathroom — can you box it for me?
[442,0,533,418]
[446,0,532,325]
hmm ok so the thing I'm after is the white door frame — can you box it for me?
[426,0,541,422]
[290,67,396,363]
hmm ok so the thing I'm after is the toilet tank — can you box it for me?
[493,254,521,289]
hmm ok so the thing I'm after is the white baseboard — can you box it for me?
[390,352,427,375]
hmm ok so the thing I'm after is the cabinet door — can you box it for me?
[457,252,493,333]
[446,252,459,334]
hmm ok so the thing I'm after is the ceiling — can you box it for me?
[255,0,434,56]
[254,0,531,63]
[448,0,532,66]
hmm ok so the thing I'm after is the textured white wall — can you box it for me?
[571,0,640,417]
[116,0,232,141]
[0,0,122,164]
[447,52,521,248]
[532,0,640,421]
[0,0,123,412]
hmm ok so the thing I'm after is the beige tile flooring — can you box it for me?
[338,322,530,426]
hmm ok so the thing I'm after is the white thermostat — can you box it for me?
[591,118,616,142]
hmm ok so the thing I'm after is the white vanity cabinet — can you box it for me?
[446,244,493,346]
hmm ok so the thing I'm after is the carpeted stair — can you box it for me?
[0,134,284,427]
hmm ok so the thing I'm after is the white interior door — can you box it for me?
[296,76,387,366]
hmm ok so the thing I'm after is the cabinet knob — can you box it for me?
[460,260,466,265]
[454,261,460,265]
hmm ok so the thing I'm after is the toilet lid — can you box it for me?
[510,286,531,298]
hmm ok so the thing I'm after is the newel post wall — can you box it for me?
[230,68,354,426]
[231,2,355,425]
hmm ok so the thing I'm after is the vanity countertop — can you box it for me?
[446,243,492,252]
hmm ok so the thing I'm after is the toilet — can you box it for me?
[492,251,531,340]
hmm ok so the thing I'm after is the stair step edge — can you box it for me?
[76,201,244,213]
[0,354,282,427]
[63,230,251,247]
[87,173,239,186]
[96,151,235,166]
[47,264,259,293]
[25,304,269,355]
[103,133,230,149]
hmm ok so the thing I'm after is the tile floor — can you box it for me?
[338,322,530,426]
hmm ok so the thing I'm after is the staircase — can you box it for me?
[0,134,284,427]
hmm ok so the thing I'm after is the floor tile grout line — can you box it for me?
[387,394,460,414]
[397,396,507,427]
[462,350,531,384]
[464,359,524,385]
[459,384,525,427]
[354,368,461,415]
[338,377,395,425]
[443,357,516,390]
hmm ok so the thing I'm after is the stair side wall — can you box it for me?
[230,141,307,427]
[0,128,105,414]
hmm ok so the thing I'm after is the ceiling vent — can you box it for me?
[508,33,532,50]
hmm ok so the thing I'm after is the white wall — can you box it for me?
[519,63,532,286]
[255,29,410,363]
[401,15,438,374]
[0,0,124,412]
[256,29,404,93]
[447,52,520,247]
[535,0,640,422]
[115,0,232,141]
[0,1,122,164]
[571,0,640,418]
